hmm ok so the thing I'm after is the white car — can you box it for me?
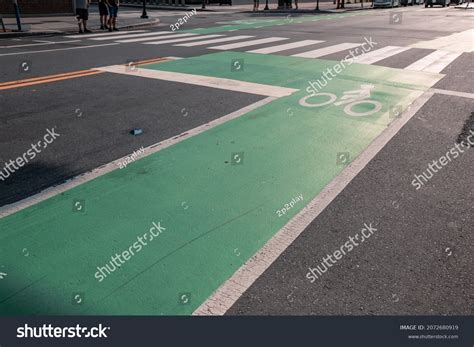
[374,0,400,6]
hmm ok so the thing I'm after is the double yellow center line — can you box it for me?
[0,58,169,91]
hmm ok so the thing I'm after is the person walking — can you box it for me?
[99,0,109,30]
[75,0,91,34]
[107,0,119,31]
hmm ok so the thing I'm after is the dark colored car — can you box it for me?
[425,0,450,6]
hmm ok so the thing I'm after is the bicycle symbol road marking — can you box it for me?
[299,84,382,117]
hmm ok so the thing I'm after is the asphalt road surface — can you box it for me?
[0,6,472,317]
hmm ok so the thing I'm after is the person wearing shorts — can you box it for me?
[98,0,109,30]
[107,0,119,32]
[75,0,91,34]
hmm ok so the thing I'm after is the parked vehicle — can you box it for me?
[374,0,400,7]
[425,0,449,6]
[401,0,414,5]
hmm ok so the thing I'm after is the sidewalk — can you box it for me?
[0,0,379,38]
[454,2,474,8]
[0,5,160,38]
[121,1,374,12]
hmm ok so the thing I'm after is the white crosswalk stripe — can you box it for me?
[117,33,197,43]
[404,50,462,73]
[144,34,224,45]
[410,29,474,53]
[247,40,324,54]
[352,46,411,64]
[175,35,255,47]
[292,43,361,58]
[61,29,462,73]
[91,31,172,41]
[209,37,288,50]
[67,30,148,39]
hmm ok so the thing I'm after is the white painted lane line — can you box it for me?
[0,43,120,57]
[116,33,197,43]
[67,30,147,39]
[247,40,325,54]
[352,46,410,64]
[0,40,80,49]
[431,88,474,99]
[405,50,462,73]
[0,97,276,219]
[292,42,360,58]
[91,31,172,41]
[95,65,298,97]
[144,34,224,45]
[175,35,254,47]
[193,89,434,316]
[116,33,198,43]
[209,37,288,50]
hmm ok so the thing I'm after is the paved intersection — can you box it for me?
[0,6,472,316]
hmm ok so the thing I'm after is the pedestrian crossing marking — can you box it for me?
[117,33,197,43]
[209,37,288,50]
[410,28,474,53]
[67,30,147,39]
[91,31,172,41]
[59,30,463,75]
[292,43,361,58]
[247,40,324,54]
[144,34,225,45]
[405,50,462,73]
[352,46,411,64]
[175,35,255,47]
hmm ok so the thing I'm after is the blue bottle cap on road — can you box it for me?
[130,128,144,136]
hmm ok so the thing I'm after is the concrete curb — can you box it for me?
[120,4,216,11]
[241,7,374,13]
[0,18,160,39]
[120,3,373,12]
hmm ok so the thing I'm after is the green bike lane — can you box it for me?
[184,11,372,35]
[0,52,442,315]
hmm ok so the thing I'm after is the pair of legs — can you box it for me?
[108,6,119,31]
[294,0,298,8]
[99,2,109,29]
[76,9,90,33]
[100,15,109,29]
[253,0,259,10]
[77,18,87,32]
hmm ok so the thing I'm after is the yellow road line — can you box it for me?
[0,70,104,91]
[0,57,170,91]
